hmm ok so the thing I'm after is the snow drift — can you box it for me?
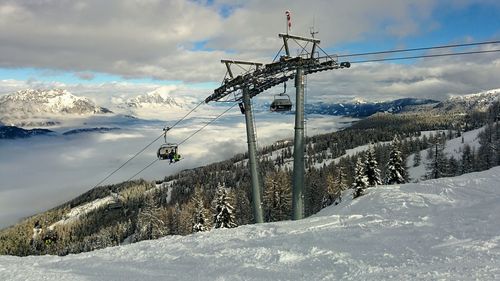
[1,167,500,280]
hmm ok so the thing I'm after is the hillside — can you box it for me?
[2,104,496,254]
[1,167,499,280]
[304,97,438,117]
[0,125,54,139]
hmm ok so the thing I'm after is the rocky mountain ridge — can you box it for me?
[0,89,111,126]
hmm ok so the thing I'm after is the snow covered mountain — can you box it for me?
[432,88,500,113]
[304,97,438,117]
[2,167,499,280]
[301,88,500,117]
[115,88,195,120]
[125,92,183,108]
[0,89,111,127]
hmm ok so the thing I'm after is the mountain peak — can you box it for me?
[436,88,500,113]
[125,89,183,108]
[0,88,111,126]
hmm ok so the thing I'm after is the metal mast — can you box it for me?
[205,32,350,221]
[292,67,305,219]
[242,88,264,223]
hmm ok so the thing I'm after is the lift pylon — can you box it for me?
[205,31,350,221]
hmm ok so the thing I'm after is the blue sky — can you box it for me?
[0,0,499,100]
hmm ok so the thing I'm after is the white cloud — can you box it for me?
[0,0,498,86]
[0,112,351,228]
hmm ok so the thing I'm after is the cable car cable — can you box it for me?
[126,103,238,180]
[178,103,238,146]
[91,100,206,189]
[91,43,500,189]
[347,49,500,64]
[336,40,500,58]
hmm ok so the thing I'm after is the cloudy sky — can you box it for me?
[1,0,500,227]
[0,0,499,102]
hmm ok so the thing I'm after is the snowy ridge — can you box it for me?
[114,87,198,120]
[433,88,500,113]
[0,89,110,126]
[125,92,183,108]
[449,88,500,102]
[2,168,500,280]
[49,195,120,230]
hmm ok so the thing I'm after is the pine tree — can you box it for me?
[448,156,459,177]
[425,136,448,179]
[263,170,291,222]
[322,173,339,207]
[234,188,253,226]
[477,123,497,170]
[336,166,348,191]
[413,150,421,167]
[134,194,166,241]
[364,146,382,187]
[191,187,209,233]
[167,203,181,235]
[460,144,474,174]
[305,168,325,216]
[212,185,237,229]
[352,157,368,199]
[386,135,408,184]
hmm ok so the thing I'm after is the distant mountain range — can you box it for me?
[62,127,121,136]
[304,98,439,117]
[432,89,500,113]
[302,89,500,117]
[1,87,499,131]
[0,126,54,139]
[0,89,111,126]
[0,126,122,139]
[124,92,184,109]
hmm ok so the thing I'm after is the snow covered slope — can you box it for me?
[431,88,500,113]
[408,127,484,181]
[0,89,110,127]
[2,167,500,280]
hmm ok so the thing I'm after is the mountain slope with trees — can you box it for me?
[2,166,500,280]
[0,97,498,256]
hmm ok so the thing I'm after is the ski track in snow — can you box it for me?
[1,167,500,280]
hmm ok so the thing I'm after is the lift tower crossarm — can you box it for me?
[221,60,264,79]
[278,33,321,44]
[279,33,321,58]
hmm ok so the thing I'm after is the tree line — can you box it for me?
[1,102,498,256]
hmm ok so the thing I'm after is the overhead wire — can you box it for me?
[93,40,500,188]
[336,40,500,58]
[347,49,500,64]
[125,103,239,181]
[91,100,205,189]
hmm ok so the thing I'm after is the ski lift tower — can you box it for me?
[205,33,350,221]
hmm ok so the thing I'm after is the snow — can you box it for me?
[408,127,484,181]
[313,133,431,170]
[49,195,118,230]
[2,167,500,280]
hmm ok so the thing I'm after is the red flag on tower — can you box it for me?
[285,10,291,33]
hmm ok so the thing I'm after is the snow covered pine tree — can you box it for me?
[212,185,237,229]
[386,135,409,184]
[352,157,369,199]
[192,187,209,232]
[364,145,382,187]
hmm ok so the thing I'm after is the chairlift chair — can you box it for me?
[270,83,292,112]
[157,127,181,162]
[157,143,181,161]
